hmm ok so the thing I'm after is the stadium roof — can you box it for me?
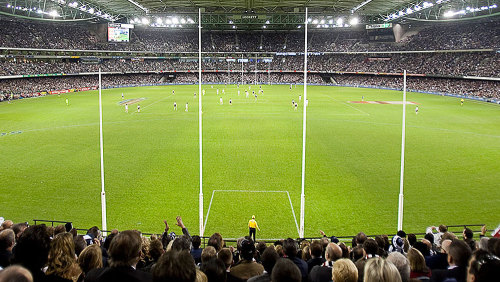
[0,0,498,23]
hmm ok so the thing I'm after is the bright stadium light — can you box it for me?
[156,17,163,24]
[232,25,236,29]
[328,19,334,24]
[166,18,172,24]
[187,18,194,23]
[7,4,11,8]
[265,20,270,24]
[263,25,267,29]
[312,19,318,24]
[142,17,149,24]
[172,17,179,24]
[349,17,359,25]
[320,19,325,24]
[336,18,344,26]
[69,1,78,8]
[180,18,186,24]
[88,8,94,14]
[49,10,59,17]
[134,17,139,22]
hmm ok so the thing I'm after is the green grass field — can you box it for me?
[1,84,499,239]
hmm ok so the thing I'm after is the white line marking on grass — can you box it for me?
[133,94,173,113]
[321,93,370,116]
[203,190,300,237]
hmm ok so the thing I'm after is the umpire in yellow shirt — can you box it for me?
[248,215,260,242]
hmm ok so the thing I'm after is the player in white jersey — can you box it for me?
[222,89,225,94]
[217,89,219,95]
[125,104,128,113]
[229,98,232,105]
[299,95,301,102]
[174,102,177,111]
[415,106,419,115]
[305,99,308,107]
[294,103,298,111]
[121,93,124,99]
[202,89,206,96]
[220,97,223,105]
[238,90,240,96]
[245,90,249,98]
[66,98,69,106]
[290,84,292,90]
[185,102,188,112]
[137,104,141,112]
[172,90,175,95]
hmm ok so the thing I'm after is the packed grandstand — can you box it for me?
[0,17,499,102]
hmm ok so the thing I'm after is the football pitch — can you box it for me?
[1,84,499,239]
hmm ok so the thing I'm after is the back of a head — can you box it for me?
[153,250,196,282]
[468,249,500,282]
[172,236,191,252]
[363,257,402,282]
[0,229,15,251]
[363,239,379,257]
[240,238,256,261]
[283,238,297,258]
[12,225,51,271]
[438,225,448,233]
[261,246,280,274]
[78,244,103,274]
[352,246,365,261]
[463,228,473,239]
[0,265,33,282]
[332,259,358,282]
[310,240,323,258]
[271,258,301,282]
[326,243,342,262]
[207,233,223,252]
[387,252,410,282]
[192,235,201,249]
[149,239,164,262]
[356,232,368,245]
[412,241,430,257]
[73,235,87,257]
[108,230,142,267]
[407,234,416,246]
[217,248,233,269]
[201,246,217,264]
[200,257,226,282]
[449,239,472,267]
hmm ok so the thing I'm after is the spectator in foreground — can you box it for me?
[407,248,431,280]
[467,249,500,282]
[229,239,264,281]
[12,225,51,282]
[152,250,196,282]
[77,244,103,280]
[386,252,410,282]
[426,239,451,270]
[45,232,82,281]
[430,239,471,282]
[200,257,226,282]
[332,259,358,282]
[306,240,325,273]
[363,257,402,282]
[308,242,342,282]
[0,229,15,268]
[85,230,152,282]
[283,238,307,281]
[248,246,279,282]
[0,265,33,282]
[191,235,203,265]
[270,258,301,282]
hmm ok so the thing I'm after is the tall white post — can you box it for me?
[98,68,107,233]
[299,8,308,238]
[241,54,244,84]
[397,70,407,231]
[198,9,204,237]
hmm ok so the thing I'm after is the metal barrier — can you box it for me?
[32,219,485,247]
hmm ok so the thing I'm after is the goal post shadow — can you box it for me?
[203,190,300,239]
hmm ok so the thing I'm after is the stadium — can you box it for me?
[0,0,499,281]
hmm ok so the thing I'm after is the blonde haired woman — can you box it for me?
[45,232,82,282]
[364,257,402,282]
[332,258,358,282]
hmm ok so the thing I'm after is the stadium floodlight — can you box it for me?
[229,20,233,24]
[69,1,78,8]
[37,9,43,13]
[349,17,359,25]
[172,17,179,24]
[88,8,94,14]
[166,19,172,24]
[49,10,59,17]
[232,25,236,29]
[187,18,194,23]
[265,20,270,24]
[142,17,149,24]
[336,18,343,26]
[320,19,325,24]
[297,25,302,28]
[316,24,321,28]
[156,17,162,24]
[134,17,139,22]
[181,18,186,24]
[312,19,318,24]
[406,8,413,14]
[6,4,10,8]
[423,2,433,8]
[263,25,267,29]
[328,19,334,24]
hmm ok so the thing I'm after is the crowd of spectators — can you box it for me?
[1,217,500,282]
[1,72,499,102]
[0,18,498,52]
[1,51,498,77]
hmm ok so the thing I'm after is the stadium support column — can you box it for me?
[397,70,407,231]
[299,8,308,239]
[98,68,107,233]
[198,8,204,237]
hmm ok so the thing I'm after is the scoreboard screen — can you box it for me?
[108,23,132,42]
